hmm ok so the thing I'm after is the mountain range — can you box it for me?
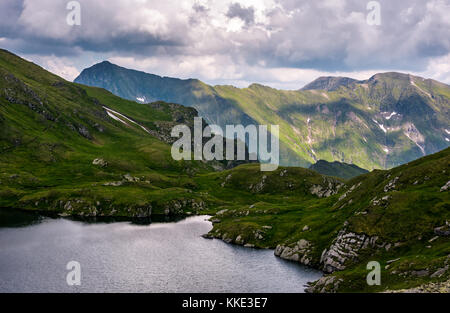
[75,62,450,170]
[0,49,449,293]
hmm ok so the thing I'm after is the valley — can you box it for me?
[0,49,449,293]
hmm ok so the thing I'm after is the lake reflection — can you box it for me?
[0,211,322,293]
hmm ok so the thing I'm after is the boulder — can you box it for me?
[92,158,108,167]
[123,173,139,182]
[440,181,450,192]
[434,222,450,236]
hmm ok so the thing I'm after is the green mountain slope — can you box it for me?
[74,61,255,130]
[309,160,369,179]
[1,49,449,292]
[75,64,450,170]
[0,49,241,216]
[204,148,450,292]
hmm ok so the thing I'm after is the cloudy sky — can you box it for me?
[1,0,449,89]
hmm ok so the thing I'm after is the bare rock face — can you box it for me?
[320,230,382,273]
[402,122,425,155]
[164,199,205,215]
[309,178,344,198]
[132,206,152,218]
[384,176,399,192]
[274,239,313,266]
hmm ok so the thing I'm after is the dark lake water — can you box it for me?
[0,211,322,293]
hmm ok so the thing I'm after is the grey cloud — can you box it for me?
[0,0,24,37]
[235,0,450,71]
[226,3,255,25]
[192,3,209,14]
[0,0,448,75]
[0,0,188,57]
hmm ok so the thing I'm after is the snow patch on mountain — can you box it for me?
[104,106,151,134]
[383,112,397,120]
[106,111,129,126]
[372,119,387,133]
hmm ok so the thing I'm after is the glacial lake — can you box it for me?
[0,210,322,293]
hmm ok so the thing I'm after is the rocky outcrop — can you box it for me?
[92,158,108,167]
[21,195,206,218]
[320,229,382,273]
[220,174,232,187]
[208,224,272,247]
[163,199,206,215]
[305,275,343,293]
[434,221,450,236]
[402,123,425,155]
[274,239,314,266]
[440,181,450,192]
[385,279,450,293]
[250,175,267,193]
[309,177,344,198]
[77,125,92,139]
[123,173,140,182]
[337,182,361,202]
[103,181,123,186]
[102,174,150,186]
[59,199,152,218]
[1,72,54,121]
[384,176,399,192]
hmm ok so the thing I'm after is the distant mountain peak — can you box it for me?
[248,83,273,90]
[90,60,115,68]
[368,72,414,82]
[300,72,444,92]
[74,61,450,169]
[301,76,362,91]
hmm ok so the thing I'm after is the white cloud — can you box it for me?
[24,55,81,81]
[45,59,80,81]
[415,53,450,84]
[0,0,448,88]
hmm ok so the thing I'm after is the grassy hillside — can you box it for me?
[0,49,224,216]
[75,64,450,170]
[204,148,450,292]
[1,49,449,293]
